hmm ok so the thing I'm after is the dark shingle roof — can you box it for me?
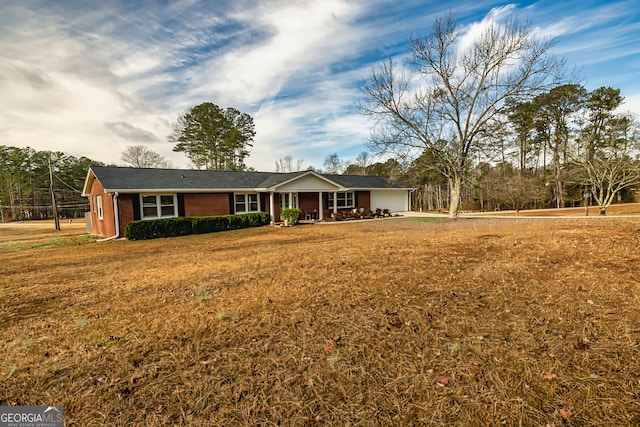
[90,167,272,190]
[88,166,411,192]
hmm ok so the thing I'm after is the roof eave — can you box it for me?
[353,187,416,191]
[81,168,97,197]
[100,186,415,193]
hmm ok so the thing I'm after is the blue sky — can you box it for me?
[1,0,639,171]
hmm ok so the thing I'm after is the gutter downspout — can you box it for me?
[97,192,120,242]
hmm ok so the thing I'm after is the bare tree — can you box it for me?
[275,155,304,172]
[575,115,640,215]
[355,151,371,169]
[121,145,172,168]
[323,153,344,174]
[344,151,373,175]
[361,13,564,217]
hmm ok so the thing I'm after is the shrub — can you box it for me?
[280,208,303,226]
[125,212,270,240]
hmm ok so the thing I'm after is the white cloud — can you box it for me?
[622,92,640,119]
[183,0,363,106]
[457,4,517,52]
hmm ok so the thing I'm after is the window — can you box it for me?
[328,192,354,209]
[140,194,177,219]
[96,196,103,220]
[235,193,260,213]
[282,193,298,209]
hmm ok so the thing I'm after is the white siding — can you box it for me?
[370,190,409,212]
[276,174,340,192]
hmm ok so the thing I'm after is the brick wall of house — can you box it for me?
[118,195,135,237]
[184,193,231,216]
[88,179,115,238]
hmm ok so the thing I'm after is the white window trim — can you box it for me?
[96,195,104,220]
[328,191,354,209]
[139,194,178,219]
[234,193,261,214]
[282,193,298,209]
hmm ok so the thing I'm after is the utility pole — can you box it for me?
[49,155,61,231]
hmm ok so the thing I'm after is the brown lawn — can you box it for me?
[1,216,640,425]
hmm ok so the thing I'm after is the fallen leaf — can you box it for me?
[559,408,573,418]
[435,375,453,386]
[542,373,557,381]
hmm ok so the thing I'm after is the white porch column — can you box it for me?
[289,192,293,208]
[333,191,338,214]
[269,192,275,224]
[318,192,323,220]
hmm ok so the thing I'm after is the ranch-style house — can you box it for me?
[82,166,414,239]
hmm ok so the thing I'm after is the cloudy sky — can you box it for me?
[1,0,639,171]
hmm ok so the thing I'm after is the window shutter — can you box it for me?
[177,194,185,217]
[132,194,141,220]
[228,193,235,214]
[260,193,267,212]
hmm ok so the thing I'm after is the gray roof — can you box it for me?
[87,166,411,193]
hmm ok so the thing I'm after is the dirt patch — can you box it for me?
[1,217,639,425]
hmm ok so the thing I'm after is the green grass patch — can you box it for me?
[0,235,95,254]
[400,216,445,223]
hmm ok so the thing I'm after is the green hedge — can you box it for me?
[125,212,270,240]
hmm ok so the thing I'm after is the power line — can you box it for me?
[53,173,83,193]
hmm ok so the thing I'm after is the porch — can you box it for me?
[268,190,371,224]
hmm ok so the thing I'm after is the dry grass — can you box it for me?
[1,217,640,426]
[0,221,90,253]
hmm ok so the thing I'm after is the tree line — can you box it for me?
[0,146,103,221]
[405,84,639,215]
